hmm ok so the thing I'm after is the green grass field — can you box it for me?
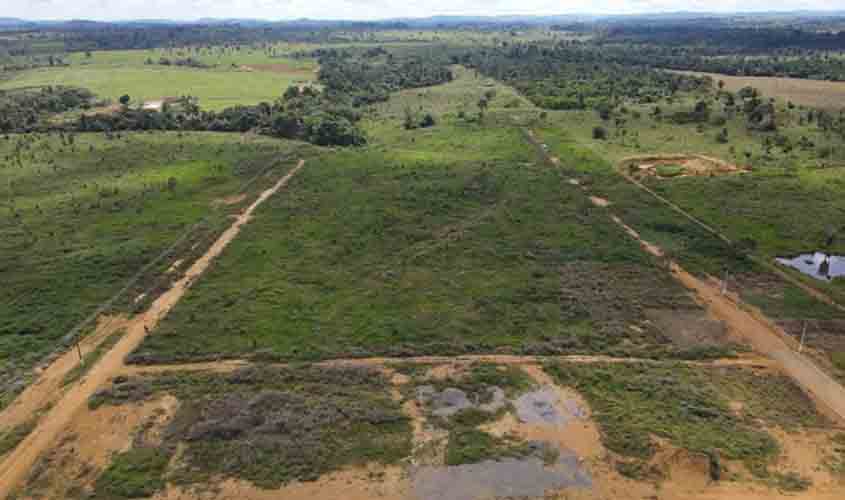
[131,70,731,364]
[0,131,315,408]
[1,47,317,111]
[533,98,845,380]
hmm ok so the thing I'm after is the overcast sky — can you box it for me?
[5,0,842,21]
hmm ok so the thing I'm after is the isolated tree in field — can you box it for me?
[420,113,436,128]
[119,95,131,106]
[716,127,729,144]
[477,97,489,118]
[403,106,418,130]
[592,126,608,140]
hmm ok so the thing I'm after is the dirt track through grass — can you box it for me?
[524,129,845,424]
[616,158,845,315]
[0,159,305,499]
[119,354,775,377]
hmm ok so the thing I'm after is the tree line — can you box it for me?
[2,50,454,147]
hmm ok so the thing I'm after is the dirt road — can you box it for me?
[613,210,845,423]
[525,129,845,424]
[120,354,775,377]
[0,315,127,434]
[618,161,845,314]
[0,160,305,499]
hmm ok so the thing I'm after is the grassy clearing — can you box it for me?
[2,46,317,111]
[93,447,169,499]
[445,428,533,466]
[1,131,314,409]
[132,121,707,363]
[90,366,411,491]
[703,368,831,428]
[545,362,792,481]
[534,124,845,318]
[0,65,311,111]
[130,69,747,364]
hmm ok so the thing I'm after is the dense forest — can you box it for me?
[458,43,710,110]
[0,87,96,133]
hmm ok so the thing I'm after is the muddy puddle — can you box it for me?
[411,449,591,500]
[776,253,845,282]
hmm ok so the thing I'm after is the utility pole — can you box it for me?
[799,320,808,354]
[76,338,84,365]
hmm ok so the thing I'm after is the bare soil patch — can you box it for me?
[15,396,177,499]
[212,194,246,207]
[0,314,128,434]
[154,466,408,500]
[646,309,729,349]
[621,154,746,181]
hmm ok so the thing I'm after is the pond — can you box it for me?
[776,253,845,282]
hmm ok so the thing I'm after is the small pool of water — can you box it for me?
[776,253,845,282]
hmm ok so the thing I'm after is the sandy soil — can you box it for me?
[154,466,409,500]
[589,196,610,207]
[0,160,306,499]
[16,396,177,499]
[0,314,128,435]
[212,194,247,207]
[622,154,745,180]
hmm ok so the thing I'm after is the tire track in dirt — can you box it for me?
[0,160,305,499]
[120,354,775,377]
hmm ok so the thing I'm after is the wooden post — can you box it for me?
[799,321,808,354]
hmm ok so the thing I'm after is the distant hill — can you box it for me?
[0,17,34,29]
[2,11,845,31]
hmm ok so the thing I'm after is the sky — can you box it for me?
[5,0,843,21]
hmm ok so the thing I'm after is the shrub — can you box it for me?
[592,126,608,140]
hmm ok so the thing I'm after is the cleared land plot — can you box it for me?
[11,360,844,500]
[671,70,845,110]
[129,71,750,364]
[546,361,842,495]
[0,132,314,410]
[1,48,317,111]
[131,111,739,364]
[533,126,845,379]
[13,365,411,499]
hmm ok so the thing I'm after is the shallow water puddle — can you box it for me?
[411,450,591,500]
[514,386,586,425]
[776,253,845,282]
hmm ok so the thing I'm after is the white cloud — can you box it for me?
[4,0,842,21]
